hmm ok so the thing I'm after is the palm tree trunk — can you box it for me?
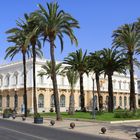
[32,44,38,115]
[50,39,61,121]
[108,74,114,112]
[80,73,85,111]
[22,52,27,117]
[95,73,103,111]
[68,88,75,115]
[129,54,136,111]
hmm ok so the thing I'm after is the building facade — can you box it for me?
[0,58,139,113]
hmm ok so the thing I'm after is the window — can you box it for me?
[128,82,130,90]
[20,73,24,85]
[50,94,55,107]
[113,96,116,107]
[14,94,18,109]
[79,95,81,107]
[61,76,65,86]
[60,95,65,107]
[38,94,44,108]
[123,81,126,90]
[5,74,10,86]
[106,96,109,105]
[40,75,43,84]
[119,96,122,107]
[0,95,2,107]
[113,80,116,89]
[0,76,3,87]
[124,96,127,108]
[119,81,121,89]
[14,75,18,85]
[129,96,130,106]
[6,95,10,107]
[93,95,97,108]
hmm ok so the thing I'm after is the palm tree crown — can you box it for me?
[64,49,89,75]
[101,48,126,112]
[38,61,64,79]
[101,48,126,76]
[112,23,140,55]
[64,49,89,111]
[112,23,140,111]
[32,2,79,50]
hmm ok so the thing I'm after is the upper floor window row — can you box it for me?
[0,72,19,87]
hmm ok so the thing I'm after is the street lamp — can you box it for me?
[92,78,96,119]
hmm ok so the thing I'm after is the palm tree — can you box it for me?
[32,2,79,120]
[65,69,78,115]
[5,25,29,117]
[112,23,140,111]
[21,13,43,115]
[101,48,126,112]
[38,61,64,79]
[38,61,64,113]
[64,49,89,111]
[89,51,103,111]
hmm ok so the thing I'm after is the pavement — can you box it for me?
[0,118,117,140]
[0,115,140,140]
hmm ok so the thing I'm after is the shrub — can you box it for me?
[114,111,134,118]
[96,111,104,115]
[34,113,41,118]
[3,108,13,114]
[50,108,54,112]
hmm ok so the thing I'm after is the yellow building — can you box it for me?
[0,58,138,113]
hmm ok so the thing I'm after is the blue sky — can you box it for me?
[1,0,140,69]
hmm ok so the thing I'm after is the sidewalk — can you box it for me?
[1,116,139,140]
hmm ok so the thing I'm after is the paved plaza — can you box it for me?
[1,116,140,140]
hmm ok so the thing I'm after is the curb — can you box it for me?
[43,117,109,124]
[110,119,140,124]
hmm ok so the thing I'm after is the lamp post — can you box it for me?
[92,78,96,119]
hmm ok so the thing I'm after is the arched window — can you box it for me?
[0,95,2,107]
[6,74,10,86]
[0,76,3,87]
[6,95,10,107]
[60,95,65,107]
[119,96,122,107]
[38,94,44,108]
[123,81,126,90]
[129,96,130,106]
[94,95,97,108]
[20,73,24,85]
[50,94,55,107]
[61,76,65,86]
[79,95,81,107]
[124,96,127,108]
[113,80,116,89]
[128,82,130,90]
[106,96,109,105]
[14,94,18,109]
[13,74,18,85]
[40,75,43,84]
[119,81,121,89]
[113,96,116,107]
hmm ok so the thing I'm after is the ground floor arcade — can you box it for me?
[0,88,138,113]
